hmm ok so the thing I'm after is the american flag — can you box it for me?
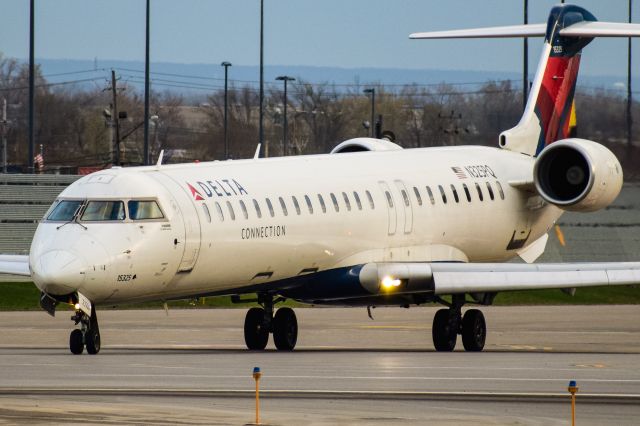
[34,153,44,173]
[451,166,467,179]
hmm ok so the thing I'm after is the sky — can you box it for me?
[0,0,637,79]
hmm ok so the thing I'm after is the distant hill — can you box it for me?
[35,58,635,97]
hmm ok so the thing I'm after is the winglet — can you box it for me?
[156,150,164,166]
[253,144,261,159]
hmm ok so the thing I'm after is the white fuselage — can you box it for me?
[29,144,563,305]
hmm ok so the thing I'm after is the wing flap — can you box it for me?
[0,255,31,277]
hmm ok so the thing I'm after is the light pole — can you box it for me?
[28,0,35,173]
[221,61,232,159]
[143,0,151,165]
[276,76,295,156]
[363,88,375,137]
[627,0,633,158]
[259,0,265,156]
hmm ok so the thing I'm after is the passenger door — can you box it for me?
[394,180,413,234]
[152,172,202,272]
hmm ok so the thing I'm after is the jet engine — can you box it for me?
[533,138,623,212]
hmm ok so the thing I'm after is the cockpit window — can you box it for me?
[81,201,125,221]
[128,200,164,220]
[47,200,84,221]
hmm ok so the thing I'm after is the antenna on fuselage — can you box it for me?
[156,149,164,166]
[253,144,261,159]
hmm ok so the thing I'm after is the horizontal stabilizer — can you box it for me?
[0,255,31,277]
[410,24,546,39]
[411,21,640,40]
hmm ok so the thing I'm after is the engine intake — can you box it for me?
[533,138,623,212]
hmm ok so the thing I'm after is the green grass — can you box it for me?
[0,282,638,311]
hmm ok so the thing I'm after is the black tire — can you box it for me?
[432,308,457,352]
[85,328,101,355]
[273,307,298,351]
[244,307,269,350]
[69,329,84,355]
[462,309,486,352]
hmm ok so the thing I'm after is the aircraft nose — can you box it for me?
[32,250,87,295]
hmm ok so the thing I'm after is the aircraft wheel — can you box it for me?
[69,329,84,355]
[432,308,457,352]
[244,307,269,350]
[85,328,101,355]
[273,307,298,351]
[462,309,486,352]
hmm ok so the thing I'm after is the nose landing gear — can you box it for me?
[69,303,101,355]
[243,294,298,351]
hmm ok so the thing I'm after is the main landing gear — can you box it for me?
[243,294,298,351]
[69,305,101,355]
[432,295,486,352]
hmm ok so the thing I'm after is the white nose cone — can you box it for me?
[32,250,86,295]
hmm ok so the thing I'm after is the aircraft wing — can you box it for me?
[0,255,31,277]
[359,261,640,295]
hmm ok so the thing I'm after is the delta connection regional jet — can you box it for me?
[2,4,640,355]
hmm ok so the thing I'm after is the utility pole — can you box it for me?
[111,70,122,166]
[28,0,35,173]
[1,98,8,173]
[143,0,151,165]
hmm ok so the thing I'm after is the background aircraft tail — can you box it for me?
[410,4,640,157]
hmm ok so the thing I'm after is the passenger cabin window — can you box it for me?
[438,185,447,204]
[385,191,394,208]
[47,200,83,221]
[342,192,351,211]
[475,182,484,201]
[292,196,301,215]
[279,197,289,216]
[486,182,495,200]
[330,193,339,212]
[128,200,164,220]
[239,200,249,219]
[214,202,224,221]
[496,181,505,200]
[462,183,472,202]
[253,199,262,218]
[413,187,422,206]
[265,198,275,217]
[426,186,435,205]
[401,189,410,207]
[450,185,460,203]
[226,201,236,220]
[81,201,125,221]
[317,194,327,213]
[304,195,314,214]
[353,191,362,210]
[366,190,375,209]
[202,203,211,223]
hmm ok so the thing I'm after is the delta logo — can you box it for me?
[186,179,249,201]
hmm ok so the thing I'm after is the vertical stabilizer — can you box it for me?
[499,5,596,156]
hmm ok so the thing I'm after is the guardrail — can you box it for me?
[0,174,81,281]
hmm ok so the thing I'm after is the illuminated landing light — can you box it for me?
[381,276,402,290]
[74,303,81,310]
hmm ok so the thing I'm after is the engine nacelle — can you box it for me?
[533,138,623,212]
[330,137,403,154]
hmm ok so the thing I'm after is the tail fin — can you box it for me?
[501,5,595,156]
[410,4,640,157]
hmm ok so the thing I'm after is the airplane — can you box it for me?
[1,4,640,355]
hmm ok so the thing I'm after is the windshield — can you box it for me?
[80,201,126,221]
[46,200,84,221]
[128,200,164,220]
